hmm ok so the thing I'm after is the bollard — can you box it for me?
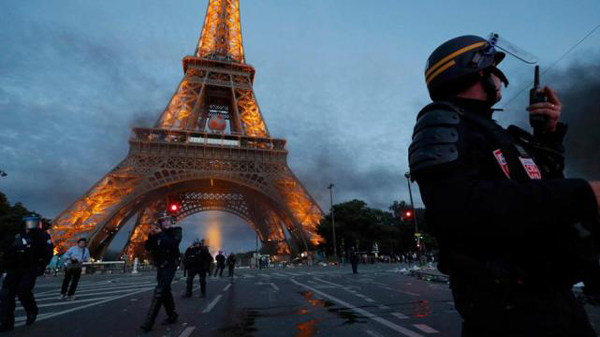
[132,257,139,275]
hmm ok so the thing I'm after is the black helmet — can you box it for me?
[425,35,508,100]
[23,215,42,230]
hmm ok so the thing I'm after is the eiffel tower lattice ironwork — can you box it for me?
[51,0,323,259]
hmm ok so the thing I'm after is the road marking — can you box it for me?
[15,286,154,327]
[313,277,341,288]
[178,326,196,337]
[413,324,439,334]
[379,286,420,297]
[291,279,424,337]
[17,295,121,309]
[256,282,279,291]
[36,287,150,300]
[242,274,254,278]
[223,284,231,291]
[259,273,270,278]
[392,312,409,320]
[364,329,385,337]
[273,273,287,277]
[202,294,222,313]
[378,305,390,310]
[364,298,375,302]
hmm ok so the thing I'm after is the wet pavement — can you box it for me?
[3,264,600,336]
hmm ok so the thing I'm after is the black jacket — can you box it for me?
[184,245,212,271]
[145,227,182,267]
[409,98,598,286]
[3,229,53,271]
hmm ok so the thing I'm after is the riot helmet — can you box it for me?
[156,211,173,229]
[425,34,508,102]
[23,215,42,230]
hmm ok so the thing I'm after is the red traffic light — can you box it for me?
[169,203,179,212]
[405,210,413,218]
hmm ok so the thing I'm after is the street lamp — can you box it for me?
[404,172,421,258]
[327,183,337,262]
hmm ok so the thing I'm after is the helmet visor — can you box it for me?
[487,33,538,64]
[24,219,41,229]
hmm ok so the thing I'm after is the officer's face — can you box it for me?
[490,72,503,102]
[78,241,87,248]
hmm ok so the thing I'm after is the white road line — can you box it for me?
[380,286,420,297]
[223,284,231,291]
[313,277,343,288]
[273,273,287,277]
[256,282,279,291]
[413,324,439,334]
[179,326,196,337]
[378,305,390,310]
[364,298,375,303]
[14,287,154,327]
[39,282,156,296]
[364,329,385,337]
[202,294,222,313]
[36,287,151,300]
[392,312,409,320]
[259,273,270,278]
[242,274,254,278]
[291,279,424,337]
[17,295,119,310]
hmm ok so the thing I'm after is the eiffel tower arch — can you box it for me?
[51,0,323,259]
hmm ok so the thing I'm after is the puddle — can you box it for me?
[295,319,318,337]
[298,291,334,308]
[298,291,365,325]
[219,308,258,336]
[328,307,366,325]
[412,300,432,318]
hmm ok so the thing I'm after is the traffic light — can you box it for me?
[167,200,180,215]
[404,210,413,220]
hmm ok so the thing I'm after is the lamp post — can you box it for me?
[328,183,337,262]
[404,172,421,258]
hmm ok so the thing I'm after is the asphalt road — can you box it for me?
[2,264,600,337]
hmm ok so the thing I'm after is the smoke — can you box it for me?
[551,58,600,179]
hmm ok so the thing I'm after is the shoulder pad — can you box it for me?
[409,105,461,176]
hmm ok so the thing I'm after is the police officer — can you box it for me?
[0,215,53,332]
[409,35,600,336]
[140,213,182,332]
[182,239,212,298]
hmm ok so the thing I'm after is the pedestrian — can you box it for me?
[182,239,212,298]
[409,34,600,336]
[140,213,182,332]
[59,238,90,301]
[214,251,225,277]
[0,215,53,331]
[349,247,359,274]
[226,253,236,279]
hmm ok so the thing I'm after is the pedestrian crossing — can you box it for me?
[14,276,157,327]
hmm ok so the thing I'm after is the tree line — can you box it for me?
[316,199,436,259]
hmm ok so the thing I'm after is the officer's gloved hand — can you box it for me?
[589,181,600,216]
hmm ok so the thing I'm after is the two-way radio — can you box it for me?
[529,65,548,132]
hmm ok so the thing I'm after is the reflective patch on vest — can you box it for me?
[519,157,542,180]
[493,149,511,179]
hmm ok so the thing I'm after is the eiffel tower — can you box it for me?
[51,0,323,259]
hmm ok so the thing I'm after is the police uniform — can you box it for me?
[140,225,182,332]
[0,227,53,331]
[183,243,212,298]
[409,36,599,336]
